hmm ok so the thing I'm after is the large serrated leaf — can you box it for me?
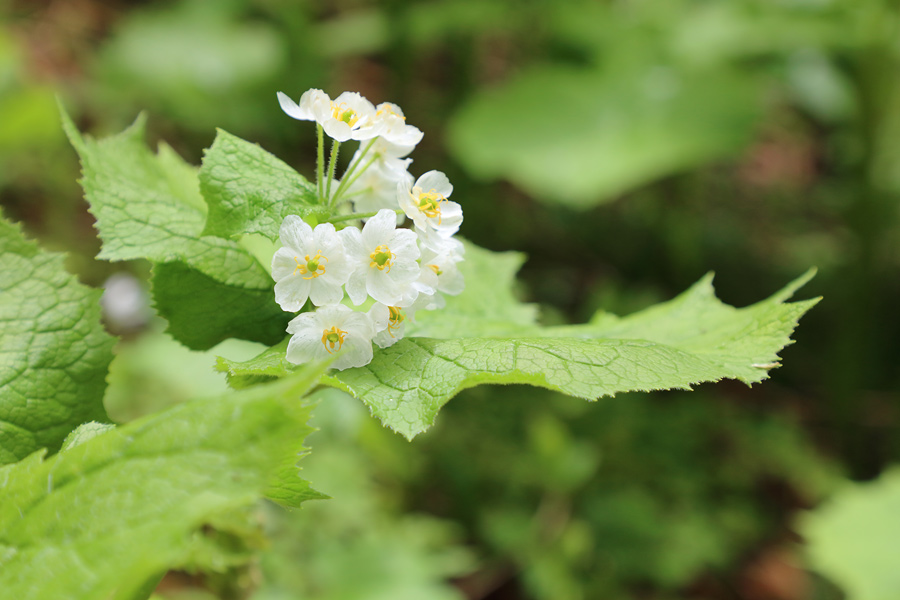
[0,366,326,599]
[199,128,321,241]
[218,243,818,439]
[0,216,115,465]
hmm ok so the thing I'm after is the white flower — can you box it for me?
[314,91,382,142]
[398,170,463,237]
[341,209,420,306]
[373,102,424,148]
[420,246,465,296]
[277,89,383,142]
[271,216,353,311]
[286,305,375,370]
[277,89,329,121]
[368,303,408,348]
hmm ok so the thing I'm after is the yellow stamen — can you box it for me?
[331,102,359,126]
[321,326,348,354]
[293,251,328,279]
[369,244,395,272]
[376,105,406,121]
[416,189,445,223]
[427,264,442,276]
[387,306,404,338]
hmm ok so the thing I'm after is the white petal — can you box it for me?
[331,336,373,370]
[299,89,330,118]
[277,92,310,121]
[367,269,402,306]
[434,201,463,237]
[416,170,453,198]
[279,215,313,251]
[323,120,352,142]
[346,269,369,305]
[274,277,311,312]
[362,209,398,247]
[271,247,299,281]
[367,303,390,333]
[308,277,345,306]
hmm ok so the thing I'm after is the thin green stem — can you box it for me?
[332,153,380,207]
[325,140,341,207]
[326,209,403,224]
[332,138,378,204]
[316,124,325,201]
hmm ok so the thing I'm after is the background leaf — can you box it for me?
[801,469,900,600]
[448,65,761,208]
[0,216,115,465]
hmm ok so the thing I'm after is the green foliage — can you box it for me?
[801,469,900,600]
[199,129,320,241]
[151,261,288,350]
[221,243,817,439]
[93,0,287,132]
[61,109,289,349]
[0,216,115,466]
[0,368,324,600]
[416,386,837,599]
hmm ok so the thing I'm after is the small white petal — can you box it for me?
[279,215,313,251]
[416,170,453,198]
[274,277,311,312]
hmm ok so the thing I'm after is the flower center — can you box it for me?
[293,251,328,279]
[331,103,359,126]
[321,326,348,354]
[369,244,395,272]
[427,264,442,276]
[387,306,404,337]
[416,189,445,222]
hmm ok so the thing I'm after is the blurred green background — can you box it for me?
[3,0,900,598]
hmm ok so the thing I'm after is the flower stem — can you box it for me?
[331,153,380,208]
[325,140,341,207]
[325,209,404,224]
[331,138,378,205]
[316,124,325,201]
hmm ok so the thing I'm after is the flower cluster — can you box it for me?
[272,88,465,370]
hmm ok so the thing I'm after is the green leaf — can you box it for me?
[216,338,291,389]
[200,128,321,241]
[800,469,900,600]
[61,109,268,286]
[0,216,115,465]
[221,240,818,439]
[0,367,325,600]
[61,107,285,348]
[447,65,761,208]
[151,261,289,350]
[329,269,817,438]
